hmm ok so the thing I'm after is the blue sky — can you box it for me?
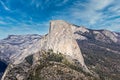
[0,0,120,39]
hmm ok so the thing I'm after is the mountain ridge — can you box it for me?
[0,20,120,80]
[2,20,91,80]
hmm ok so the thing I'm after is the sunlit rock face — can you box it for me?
[1,20,120,80]
[74,27,119,44]
[2,20,90,80]
[47,20,86,68]
[93,30,118,43]
[37,20,89,71]
[101,30,118,43]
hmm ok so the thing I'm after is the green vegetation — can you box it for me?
[47,49,63,62]
[27,50,95,80]
[47,49,91,76]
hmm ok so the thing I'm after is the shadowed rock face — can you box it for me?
[0,61,7,79]
[0,61,7,73]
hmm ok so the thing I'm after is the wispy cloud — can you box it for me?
[69,0,114,25]
[0,0,10,11]
[52,0,120,32]
[54,0,69,6]
[0,20,6,24]
[0,0,120,39]
[89,0,113,10]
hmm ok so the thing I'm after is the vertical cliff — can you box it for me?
[47,20,88,70]
[2,20,90,80]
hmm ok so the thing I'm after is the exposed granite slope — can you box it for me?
[2,20,90,80]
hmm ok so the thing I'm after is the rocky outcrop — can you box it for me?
[12,20,88,70]
[2,20,90,80]
[2,50,97,80]
[28,50,96,80]
[47,20,87,68]
[2,20,120,80]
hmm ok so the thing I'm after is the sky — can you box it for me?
[0,0,120,39]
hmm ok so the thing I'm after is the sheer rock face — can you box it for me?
[35,20,88,69]
[2,20,89,80]
[12,20,84,65]
[47,20,86,67]
[38,20,88,71]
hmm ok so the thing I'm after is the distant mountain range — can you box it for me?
[0,34,42,79]
[0,34,42,62]
[0,20,120,80]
